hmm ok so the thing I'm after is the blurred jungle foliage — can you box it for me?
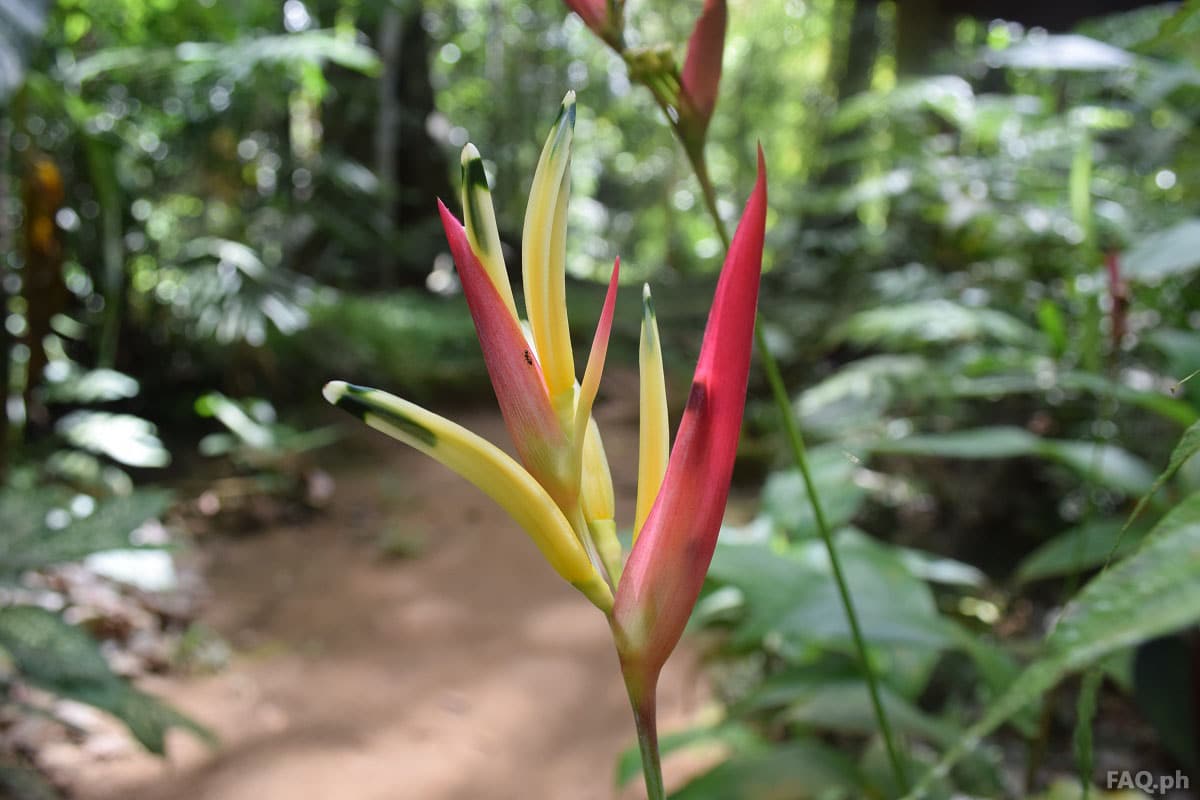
[2,0,1200,797]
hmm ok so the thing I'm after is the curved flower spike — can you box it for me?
[523,92,579,424]
[614,147,767,694]
[322,382,613,612]
[439,200,577,510]
[679,0,727,141]
[634,284,669,542]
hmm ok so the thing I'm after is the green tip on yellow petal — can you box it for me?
[634,284,669,541]
[322,380,610,611]
[460,144,519,322]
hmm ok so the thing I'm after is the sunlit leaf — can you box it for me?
[1123,218,1200,282]
[0,488,172,577]
[834,301,1039,350]
[903,491,1200,798]
[872,427,1156,495]
[988,35,1135,72]
[0,606,212,754]
[0,0,48,104]
[670,740,862,799]
[43,367,140,404]
[56,411,170,468]
[1015,520,1147,583]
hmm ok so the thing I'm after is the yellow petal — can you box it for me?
[323,381,612,611]
[460,144,519,322]
[634,284,670,542]
[522,92,577,410]
[581,416,615,524]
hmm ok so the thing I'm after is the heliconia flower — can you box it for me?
[613,146,767,699]
[325,93,624,608]
[678,0,728,140]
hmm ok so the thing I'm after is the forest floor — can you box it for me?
[64,377,713,800]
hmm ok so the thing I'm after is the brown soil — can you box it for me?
[67,391,710,800]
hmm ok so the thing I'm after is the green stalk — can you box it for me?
[683,119,911,796]
[601,28,910,795]
[629,693,665,800]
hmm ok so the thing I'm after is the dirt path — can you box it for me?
[69,387,709,800]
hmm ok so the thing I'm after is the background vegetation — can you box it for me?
[1,0,1199,797]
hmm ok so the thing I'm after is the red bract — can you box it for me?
[438,199,576,509]
[613,147,767,691]
[564,0,610,38]
[679,0,728,138]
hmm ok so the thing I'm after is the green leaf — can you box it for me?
[614,723,761,787]
[1133,636,1198,770]
[55,411,170,468]
[988,34,1136,71]
[0,606,213,754]
[0,488,172,576]
[0,0,48,105]
[1015,520,1146,584]
[43,368,139,404]
[872,427,1156,495]
[768,681,964,748]
[1123,218,1200,282]
[0,764,61,800]
[761,447,866,539]
[1074,669,1103,800]
[709,531,958,654]
[66,30,380,86]
[950,369,1197,427]
[1106,420,1200,563]
[794,355,930,435]
[834,301,1039,350]
[903,491,1200,799]
[670,740,862,800]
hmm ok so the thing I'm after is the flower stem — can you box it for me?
[753,320,910,794]
[629,692,665,800]
[680,122,911,796]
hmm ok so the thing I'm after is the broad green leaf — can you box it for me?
[903,491,1200,798]
[761,447,866,539]
[1015,520,1146,583]
[834,301,1038,350]
[42,368,139,404]
[66,30,380,85]
[794,355,929,435]
[950,370,1197,427]
[762,676,960,746]
[0,0,48,104]
[873,427,1156,495]
[614,723,761,787]
[1133,636,1198,770]
[670,740,862,800]
[56,411,170,468]
[1106,420,1200,564]
[0,488,172,576]
[709,531,958,655]
[988,34,1135,71]
[0,606,212,754]
[875,427,1040,459]
[195,392,275,449]
[1123,218,1200,282]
